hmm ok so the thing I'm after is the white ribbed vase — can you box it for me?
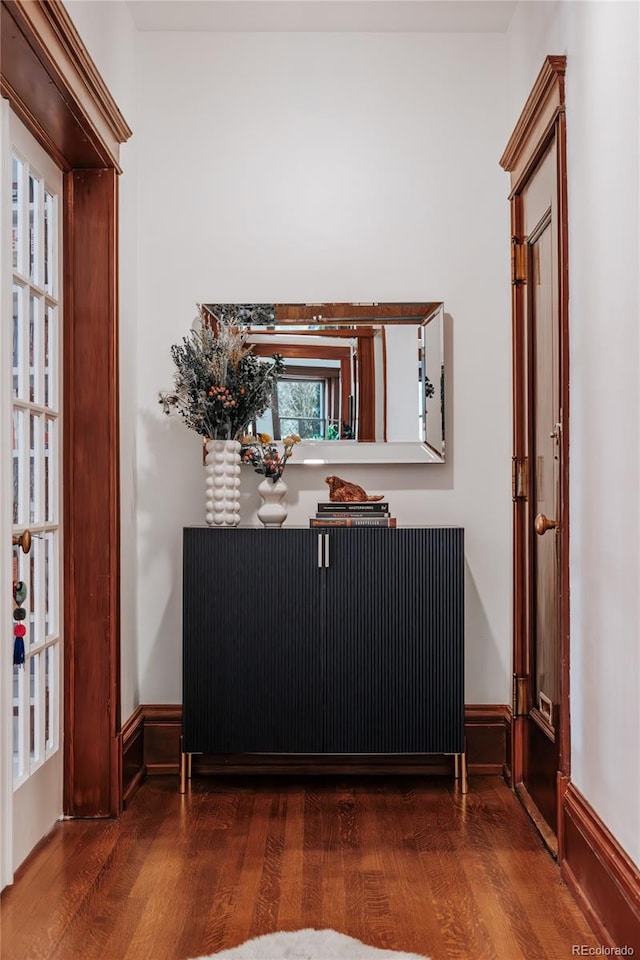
[204,439,241,527]
[257,477,288,527]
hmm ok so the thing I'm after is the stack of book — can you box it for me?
[310,501,396,528]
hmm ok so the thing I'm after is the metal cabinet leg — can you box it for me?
[180,743,187,794]
[454,750,468,794]
[460,750,468,794]
[179,733,193,794]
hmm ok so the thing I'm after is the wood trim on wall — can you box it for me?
[139,704,512,778]
[561,784,640,952]
[121,705,144,808]
[500,55,566,192]
[340,357,352,435]
[274,303,441,323]
[251,343,351,361]
[1,0,131,170]
[248,328,371,340]
[381,325,388,442]
[143,704,183,776]
[356,335,376,441]
[465,704,512,778]
[63,167,121,817]
[555,104,571,783]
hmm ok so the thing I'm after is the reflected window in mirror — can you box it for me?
[250,337,354,440]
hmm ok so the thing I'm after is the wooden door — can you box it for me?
[502,58,569,853]
[522,143,562,836]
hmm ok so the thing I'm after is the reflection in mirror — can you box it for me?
[202,303,445,462]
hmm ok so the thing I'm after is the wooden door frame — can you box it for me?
[500,56,570,852]
[1,0,131,817]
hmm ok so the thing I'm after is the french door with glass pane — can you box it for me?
[1,106,63,880]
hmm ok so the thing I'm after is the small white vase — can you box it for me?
[257,477,288,527]
[204,439,241,527]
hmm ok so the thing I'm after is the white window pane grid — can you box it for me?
[44,649,51,750]
[29,538,46,648]
[28,173,41,287]
[12,544,61,786]
[44,531,59,639]
[12,282,27,400]
[44,191,55,296]
[29,293,45,405]
[12,153,54,295]
[11,152,62,790]
[44,305,58,409]
[29,654,42,764]
[45,418,55,522]
[12,155,19,269]
[44,644,59,758]
[12,409,27,526]
[12,664,26,783]
[29,412,40,524]
[12,155,25,275]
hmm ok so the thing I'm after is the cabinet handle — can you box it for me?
[318,534,324,568]
[324,533,330,568]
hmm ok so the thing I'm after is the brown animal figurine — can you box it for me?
[325,476,384,502]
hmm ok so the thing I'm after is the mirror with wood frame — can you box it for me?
[202,303,445,464]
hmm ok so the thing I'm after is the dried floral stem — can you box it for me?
[159,307,284,440]
[240,433,301,483]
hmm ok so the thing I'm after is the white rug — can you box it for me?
[191,929,430,960]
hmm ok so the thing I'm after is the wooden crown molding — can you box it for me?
[2,0,132,169]
[40,1,132,141]
[500,56,566,182]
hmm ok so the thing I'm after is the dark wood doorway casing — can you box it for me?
[500,56,570,855]
[1,0,132,816]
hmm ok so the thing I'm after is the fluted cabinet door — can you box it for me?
[183,529,325,753]
[323,528,464,754]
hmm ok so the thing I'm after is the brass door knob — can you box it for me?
[534,513,558,536]
[12,530,32,554]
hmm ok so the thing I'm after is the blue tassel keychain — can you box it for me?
[13,580,27,667]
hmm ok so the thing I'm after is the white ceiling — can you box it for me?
[126,1,518,34]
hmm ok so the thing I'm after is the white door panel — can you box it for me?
[1,103,63,886]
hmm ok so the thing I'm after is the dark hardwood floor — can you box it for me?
[1,775,597,960]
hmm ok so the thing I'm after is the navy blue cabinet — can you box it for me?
[183,527,464,758]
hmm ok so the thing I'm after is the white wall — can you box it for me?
[507,0,640,867]
[136,31,512,706]
[63,1,140,722]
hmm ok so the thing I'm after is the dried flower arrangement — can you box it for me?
[241,433,301,483]
[159,306,284,441]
